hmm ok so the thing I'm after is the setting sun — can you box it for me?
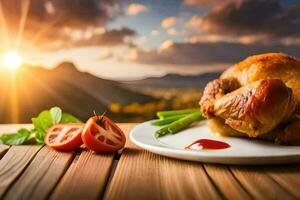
[2,51,22,70]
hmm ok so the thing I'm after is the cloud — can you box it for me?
[188,35,231,43]
[161,17,177,28]
[159,40,175,51]
[126,3,147,16]
[0,0,122,51]
[186,16,203,31]
[64,27,137,48]
[28,0,119,28]
[98,50,113,60]
[167,28,178,35]
[184,0,220,6]
[130,40,300,65]
[137,36,147,45]
[198,0,300,37]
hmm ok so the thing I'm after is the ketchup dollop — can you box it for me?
[185,139,230,150]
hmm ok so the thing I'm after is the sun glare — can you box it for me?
[2,51,23,70]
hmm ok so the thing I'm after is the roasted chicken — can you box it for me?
[200,53,300,145]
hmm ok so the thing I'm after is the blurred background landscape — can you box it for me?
[0,0,300,123]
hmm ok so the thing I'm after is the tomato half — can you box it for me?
[82,116,126,153]
[45,123,84,150]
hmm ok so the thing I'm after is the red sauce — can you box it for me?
[185,139,230,150]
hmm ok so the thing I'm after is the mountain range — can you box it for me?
[0,62,156,123]
[123,72,221,88]
[0,63,221,123]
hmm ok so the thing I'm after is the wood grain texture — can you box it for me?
[230,166,297,200]
[0,124,299,200]
[204,164,251,200]
[50,149,114,200]
[0,145,41,197]
[266,165,300,198]
[104,124,222,200]
[116,123,137,148]
[0,145,9,159]
[105,149,222,200]
[3,146,75,200]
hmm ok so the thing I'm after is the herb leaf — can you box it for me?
[0,128,31,145]
[50,107,62,124]
[34,129,46,144]
[32,108,81,143]
[0,107,82,145]
[61,113,81,123]
[32,110,53,143]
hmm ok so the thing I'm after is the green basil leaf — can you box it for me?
[32,110,53,144]
[34,129,45,144]
[0,107,82,145]
[50,107,62,124]
[61,113,82,123]
[0,128,31,145]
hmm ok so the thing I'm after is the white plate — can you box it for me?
[130,121,300,165]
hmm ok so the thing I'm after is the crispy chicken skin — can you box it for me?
[200,78,240,118]
[213,79,296,137]
[221,53,300,103]
[200,53,300,145]
[261,118,300,145]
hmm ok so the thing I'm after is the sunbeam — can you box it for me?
[15,0,31,50]
[9,73,19,122]
[0,0,11,48]
[30,14,64,46]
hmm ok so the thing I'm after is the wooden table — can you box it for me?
[0,123,299,200]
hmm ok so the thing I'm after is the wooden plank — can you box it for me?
[0,145,41,197]
[0,124,33,159]
[104,124,222,200]
[3,146,75,200]
[204,164,251,200]
[266,165,300,198]
[50,149,114,200]
[230,166,297,200]
[50,124,135,200]
[0,145,9,159]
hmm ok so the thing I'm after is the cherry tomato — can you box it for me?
[45,123,84,150]
[82,116,126,153]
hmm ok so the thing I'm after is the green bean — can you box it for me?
[168,112,204,134]
[155,126,170,137]
[155,112,204,137]
[156,108,199,119]
[151,114,188,126]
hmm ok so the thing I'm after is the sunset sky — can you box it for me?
[0,0,300,80]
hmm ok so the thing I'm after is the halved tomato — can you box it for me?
[45,123,84,150]
[82,116,126,153]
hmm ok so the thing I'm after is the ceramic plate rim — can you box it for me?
[129,120,300,164]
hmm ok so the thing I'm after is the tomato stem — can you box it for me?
[93,110,106,127]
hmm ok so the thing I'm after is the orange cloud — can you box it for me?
[0,0,122,51]
[159,40,174,51]
[161,17,177,28]
[186,16,203,32]
[167,28,178,35]
[126,3,147,16]
[137,36,147,45]
[184,0,219,6]
[98,50,113,60]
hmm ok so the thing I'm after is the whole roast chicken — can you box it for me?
[200,53,300,145]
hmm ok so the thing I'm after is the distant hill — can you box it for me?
[0,63,156,123]
[123,72,222,88]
